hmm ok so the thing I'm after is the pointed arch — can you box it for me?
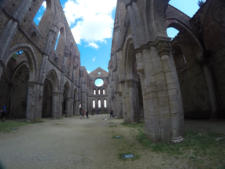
[5,44,38,81]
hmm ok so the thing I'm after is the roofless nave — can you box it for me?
[0,0,225,142]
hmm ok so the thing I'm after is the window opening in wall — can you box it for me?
[98,100,101,108]
[104,100,107,108]
[167,27,179,39]
[95,78,104,87]
[12,50,24,59]
[98,72,101,75]
[98,90,101,95]
[103,89,105,95]
[33,0,47,26]
[54,31,61,51]
[94,90,96,95]
[93,100,96,109]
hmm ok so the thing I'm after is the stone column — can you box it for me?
[52,92,62,118]
[66,97,73,117]
[0,64,3,78]
[0,0,32,60]
[123,79,140,122]
[26,81,43,121]
[39,55,48,82]
[139,38,184,142]
[202,65,218,118]
[156,39,184,142]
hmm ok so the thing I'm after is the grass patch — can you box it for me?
[121,122,144,128]
[0,120,30,133]
[121,121,225,168]
[136,129,225,156]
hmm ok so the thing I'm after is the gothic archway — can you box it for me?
[42,79,53,118]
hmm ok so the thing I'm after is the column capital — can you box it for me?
[154,37,171,57]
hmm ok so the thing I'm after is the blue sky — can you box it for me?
[34,0,203,73]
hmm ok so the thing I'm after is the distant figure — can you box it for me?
[86,111,89,118]
[83,109,86,118]
[110,110,114,118]
[0,105,7,121]
[79,108,83,119]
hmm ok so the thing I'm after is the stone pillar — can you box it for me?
[123,79,139,122]
[52,92,62,118]
[140,38,184,142]
[0,0,32,60]
[26,81,43,121]
[39,55,48,82]
[0,64,3,78]
[202,65,218,118]
[157,39,184,142]
[0,20,18,59]
[66,97,73,117]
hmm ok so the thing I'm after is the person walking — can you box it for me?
[86,110,89,119]
[110,110,114,118]
[79,107,83,119]
[1,105,7,121]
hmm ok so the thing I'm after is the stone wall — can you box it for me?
[0,0,81,120]
[109,0,225,142]
[88,67,110,114]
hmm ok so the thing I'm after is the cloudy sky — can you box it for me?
[34,0,202,73]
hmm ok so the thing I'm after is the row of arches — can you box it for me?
[0,46,77,119]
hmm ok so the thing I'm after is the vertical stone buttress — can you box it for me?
[0,0,32,60]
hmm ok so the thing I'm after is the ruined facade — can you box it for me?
[109,0,225,142]
[88,68,109,114]
[0,0,82,120]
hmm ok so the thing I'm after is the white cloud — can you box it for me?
[64,0,116,46]
[89,42,99,49]
[42,1,46,9]
[92,57,96,62]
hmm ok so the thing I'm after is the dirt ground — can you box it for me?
[0,115,224,169]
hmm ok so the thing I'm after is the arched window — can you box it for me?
[33,0,47,26]
[54,31,61,51]
[98,89,101,95]
[103,89,106,95]
[167,27,179,39]
[92,100,96,109]
[104,100,107,108]
[94,90,96,95]
[98,100,101,108]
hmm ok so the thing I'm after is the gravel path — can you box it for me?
[0,115,224,169]
[0,115,119,169]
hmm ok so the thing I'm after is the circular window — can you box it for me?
[95,78,104,87]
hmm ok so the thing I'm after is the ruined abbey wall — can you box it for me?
[0,0,81,120]
[109,0,225,142]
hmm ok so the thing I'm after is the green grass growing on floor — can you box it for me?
[136,129,225,156]
[0,120,30,133]
[121,122,144,128]
[121,121,225,168]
